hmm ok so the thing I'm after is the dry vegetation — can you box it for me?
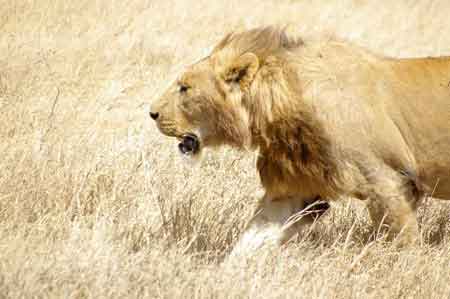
[1,0,450,298]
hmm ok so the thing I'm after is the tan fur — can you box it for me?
[151,26,450,254]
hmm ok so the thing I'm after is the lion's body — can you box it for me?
[151,27,450,255]
[243,39,450,200]
[293,43,450,200]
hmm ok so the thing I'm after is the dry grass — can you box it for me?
[1,0,450,298]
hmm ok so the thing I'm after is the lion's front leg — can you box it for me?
[229,194,326,258]
[360,168,420,245]
[365,195,418,245]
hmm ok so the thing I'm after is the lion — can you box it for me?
[149,26,450,256]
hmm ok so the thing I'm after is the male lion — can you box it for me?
[150,26,450,256]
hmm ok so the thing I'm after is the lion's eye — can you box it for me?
[179,84,190,93]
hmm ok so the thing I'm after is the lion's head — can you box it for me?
[150,26,304,156]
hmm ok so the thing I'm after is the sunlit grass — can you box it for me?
[0,0,449,297]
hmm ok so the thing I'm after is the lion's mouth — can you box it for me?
[178,133,200,155]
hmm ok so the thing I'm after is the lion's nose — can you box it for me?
[149,111,159,120]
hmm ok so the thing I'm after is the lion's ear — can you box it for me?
[225,53,259,89]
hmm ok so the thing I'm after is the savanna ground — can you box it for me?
[1,0,450,298]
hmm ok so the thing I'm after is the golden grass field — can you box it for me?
[1,0,450,298]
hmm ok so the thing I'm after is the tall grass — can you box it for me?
[0,0,449,297]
